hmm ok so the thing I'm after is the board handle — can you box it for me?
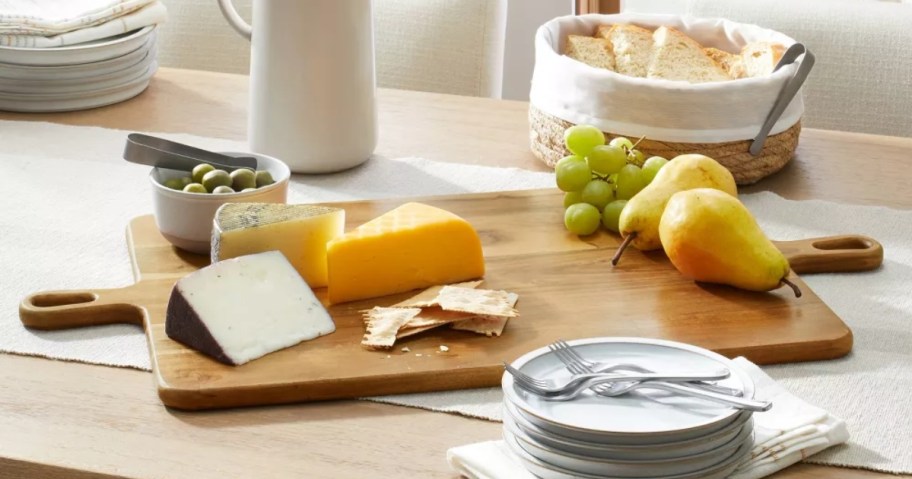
[775,235,884,275]
[20,288,146,330]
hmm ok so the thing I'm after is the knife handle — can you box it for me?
[775,235,883,274]
[19,287,145,330]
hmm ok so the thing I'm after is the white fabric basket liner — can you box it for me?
[530,13,805,143]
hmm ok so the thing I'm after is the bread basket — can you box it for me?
[529,14,810,185]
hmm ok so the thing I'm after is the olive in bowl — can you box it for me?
[149,151,291,254]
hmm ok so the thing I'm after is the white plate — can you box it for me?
[503,399,753,461]
[502,337,754,445]
[504,431,751,479]
[505,415,753,477]
[0,62,155,112]
[0,26,155,66]
[0,52,154,95]
[0,35,154,81]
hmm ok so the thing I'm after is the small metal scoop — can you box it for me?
[123,133,258,172]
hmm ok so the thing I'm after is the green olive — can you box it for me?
[230,169,257,190]
[211,185,235,194]
[241,187,258,193]
[202,169,232,192]
[163,178,184,190]
[178,176,193,188]
[255,170,275,188]
[192,163,215,184]
[182,183,207,194]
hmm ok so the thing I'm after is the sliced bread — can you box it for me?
[647,26,731,83]
[598,24,653,77]
[741,42,786,77]
[564,35,616,71]
[705,47,745,79]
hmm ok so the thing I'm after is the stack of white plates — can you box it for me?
[502,338,756,479]
[0,26,158,112]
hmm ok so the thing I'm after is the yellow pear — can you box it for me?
[612,154,737,265]
[659,188,801,297]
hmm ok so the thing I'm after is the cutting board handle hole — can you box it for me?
[812,237,874,251]
[30,292,97,307]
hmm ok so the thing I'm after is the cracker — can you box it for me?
[391,280,483,308]
[397,307,476,338]
[450,293,519,337]
[361,307,421,349]
[435,286,518,318]
[451,316,510,337]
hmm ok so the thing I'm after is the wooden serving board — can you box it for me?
[20,190,883,410]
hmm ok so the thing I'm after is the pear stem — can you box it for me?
[611,233,636,266]
[781,277,802,298]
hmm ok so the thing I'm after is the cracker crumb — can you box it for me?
[416,353,423,357]
[439,345,449,352]
[401,346,411,352]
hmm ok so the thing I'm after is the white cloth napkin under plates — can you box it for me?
[447,357,849,479]
[0,1,166,49]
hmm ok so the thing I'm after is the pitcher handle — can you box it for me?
[217,0,252,40]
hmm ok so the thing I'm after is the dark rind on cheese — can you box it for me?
[165,284,236,366]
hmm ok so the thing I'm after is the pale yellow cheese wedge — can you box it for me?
[212,203,344,288]
[326,202,485,304]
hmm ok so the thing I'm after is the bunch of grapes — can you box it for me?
[556,125,668,236]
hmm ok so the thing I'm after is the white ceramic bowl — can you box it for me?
[149,151,290,254]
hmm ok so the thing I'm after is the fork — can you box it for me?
[549,342,772,411]
[550,339,742,397]
[503,363,729,401]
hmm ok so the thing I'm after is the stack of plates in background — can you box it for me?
[502,338,756,479]
[0,26,158,113]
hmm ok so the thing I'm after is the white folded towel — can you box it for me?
[0,0,154,35]
[447,357,849,479]
[0,1,166,49]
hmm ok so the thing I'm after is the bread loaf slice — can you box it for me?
[647,26,731,83]
[741,42,786,77]
[564,35,616,71]
[705,47,745,79]
[598,24,653,77]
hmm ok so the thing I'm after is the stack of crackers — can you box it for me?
[361,281,520,350]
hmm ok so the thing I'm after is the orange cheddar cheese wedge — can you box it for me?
[326,202,485,304]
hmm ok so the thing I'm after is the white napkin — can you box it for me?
[447,357,849,479]
[0,0,154,34]
[0,1,166,48]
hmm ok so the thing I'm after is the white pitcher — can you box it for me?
[217,0,377,173]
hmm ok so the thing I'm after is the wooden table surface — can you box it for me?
[2,67,909,479]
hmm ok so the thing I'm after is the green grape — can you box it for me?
[564,203,601,236]
[609,137,634,151]
[602,200,628,233]
[555,155,592,192]
[564,125,605,158]
[581,180,614,210]
[616,164,645,200]
[563,191,583,208]
[586,145,627,175]
[641,156,669,184]
[627,149,646,167]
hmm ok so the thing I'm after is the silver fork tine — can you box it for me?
[549,344,588,375]
[557,346,592,375]
[503,363,549,390]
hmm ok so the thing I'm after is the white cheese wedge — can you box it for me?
[211,203,345,288]
[165,251,335,366]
